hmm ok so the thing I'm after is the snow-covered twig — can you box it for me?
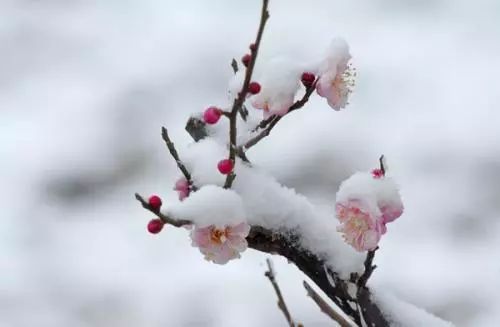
[242,79,317,152]
[224,0,269,188]
[265,258,299,327]
[303,280,354,327]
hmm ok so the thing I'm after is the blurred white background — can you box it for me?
[1,0,500,326]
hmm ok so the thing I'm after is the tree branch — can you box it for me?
[135,193,390,326]
[357,247,378,289]
[303,280,353,327]
[247,227,389,326]
[138,2,389,323]
[241,79,317,152]
[265,258,298,327]
[224,0,270,189]
[161,127,197,191]
[135,193,191,227]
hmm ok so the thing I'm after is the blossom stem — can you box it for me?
[379,155,386,175]
[224,0,270,189]
[357,247,378,289]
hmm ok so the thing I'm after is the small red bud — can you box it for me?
[242,54,251,67]
[249,43,256,52]
[371,169,384,179]
[217,159,234,175]
[248,82,261,95]
[301,72,316,88]
[147,219,164,234]
[148,195,162,210]
[203,106,222,124]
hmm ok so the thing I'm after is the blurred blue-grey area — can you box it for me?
[1,0,499,326]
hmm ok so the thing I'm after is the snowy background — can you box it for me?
[1,0,500,326]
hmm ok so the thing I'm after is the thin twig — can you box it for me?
[303,281,354,327]
[265,258,297,327]
[379,155,385,175]
[357,247,378,289]
[224,0,270,189]
[161,127,197,191]
[135,193,191,227]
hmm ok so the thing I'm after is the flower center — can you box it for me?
[331,63,356,103]
[210,228,227,244]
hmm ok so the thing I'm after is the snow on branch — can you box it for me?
[132,0,451,326]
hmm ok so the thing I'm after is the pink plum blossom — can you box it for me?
[190,222,251,264]
[335,168,404,251]
[174,177,190,201]
[316,38,355,110]
[336,200,382,251]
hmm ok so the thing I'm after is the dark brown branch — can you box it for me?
[161,127,197,191]
[251,114,275,132]
[265,258,297,327]
[247,227,389,326]
[357,247,378,289]
[135,193,191,227]
[303,281,353,327]
[135,195,390,326]
[224,0,270,189]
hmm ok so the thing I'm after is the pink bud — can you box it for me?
[148,195,162,211]
[301,72,316,88]
[248,82,261,95]
[147,219,164,234]
[203,107,222,124]
[217,159,234,175]
[371,169,384,179]
[242,54,251,67]
[174,178,190,201]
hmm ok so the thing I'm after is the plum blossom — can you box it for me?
[336,200,382,251]
[250,57,301,118]
[173,177,190,201]
[190,222,251,264]
[316,38,356,110]
[335,168,404,251]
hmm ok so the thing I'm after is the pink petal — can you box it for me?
[227,235,248,252]
[362,229,381,251]
[191,227,211,248]
[380,204,404,224]
[174,178,189,192]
